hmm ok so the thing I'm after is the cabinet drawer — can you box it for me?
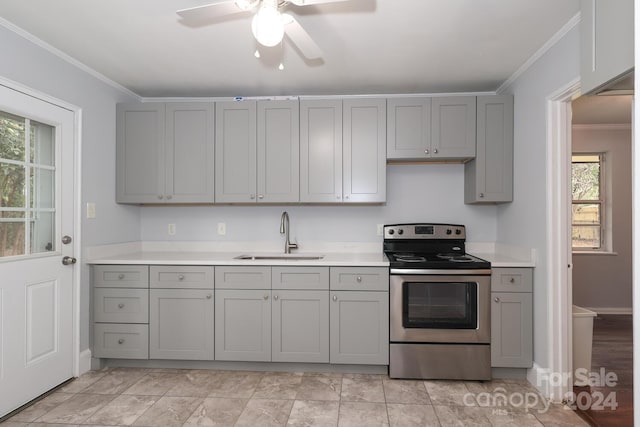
[215,266,271,289]
[491,268,533,292]
[93,288,149,323]
[330,267,389,291]
[93,265,148,288]
[272,267,329,290]
[150,266,214,289]
[93,323,149,359]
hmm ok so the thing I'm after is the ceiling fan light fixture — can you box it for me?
[234,0,255,10]
[251,0,284,47]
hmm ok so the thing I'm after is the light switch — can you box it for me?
[86,203,96,219]
[168,224,176,235]
[217,222,226,235]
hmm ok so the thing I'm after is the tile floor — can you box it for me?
[3,367,590,426]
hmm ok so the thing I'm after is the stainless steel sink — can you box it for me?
[234,254,325,261]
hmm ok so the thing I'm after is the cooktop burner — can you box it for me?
[394,254,427,263]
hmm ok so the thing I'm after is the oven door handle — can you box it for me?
[390,268,492,275]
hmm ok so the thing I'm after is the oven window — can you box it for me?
[402,282,478,329]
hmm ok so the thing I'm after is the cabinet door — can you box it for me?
[431,96,476,159]
[300,99,343,203]
[491,292,533,368]
[272,290,329,363]
[215,101,257,203]
[387,97,431,160]
[165,103,214,203]
[329,291,389,365]
[215,289,271,361]
[343,99,386,203]
[580,0,634,94]
[257,100,300,203]
[116,103,165,203]
[149,289,214,360]
[465,95,513,203]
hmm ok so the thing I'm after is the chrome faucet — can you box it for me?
[280,211,298,254]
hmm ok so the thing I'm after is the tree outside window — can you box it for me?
[571,153,603,250]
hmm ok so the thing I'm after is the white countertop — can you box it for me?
[469,252,536,268]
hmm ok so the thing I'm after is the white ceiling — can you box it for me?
[0,0,580,98]
[572,95,633,125]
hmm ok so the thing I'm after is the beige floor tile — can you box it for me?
[57,370,107,393]
[0,421,31,427]
[207,372,262,398]
[122,372,182,396]
[383,379,430,405]
[35,393,115,424]
[484,406,544,427]
[165,371,220,398]
[338,401,388,426]
[235,398,294,427]
[387,403,440,427]
[84,394,157,425]
[132,396,203,427]
[424,381,475,406]
[287,400,339,427]
[295,373,342,401]
[183,397,248,427]
[432,405,492,427]
[80,369,147,395]
[531,403,591,426]
[8,392,74,422]
[253,372,304,400]
[341,374,385,403]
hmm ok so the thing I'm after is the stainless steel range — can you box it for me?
[384,223,492,380]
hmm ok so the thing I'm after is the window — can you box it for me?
[0,110,56,258]
[571,153,604,250]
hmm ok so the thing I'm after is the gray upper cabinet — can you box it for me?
[431,96,476,159]
[300,99,343,203]
[387,98,431,160]
[116,102,214,204]
[464,95,513,204]
[215,100,299,203]
[580,0,634,95]
[343,99,386,203]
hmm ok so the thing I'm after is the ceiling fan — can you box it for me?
[177,0,352,60]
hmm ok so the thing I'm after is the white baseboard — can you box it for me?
[527,363,549,399]
[78,349,92,375]
[584,307,633,315]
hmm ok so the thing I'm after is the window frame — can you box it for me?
[571,152,605,251]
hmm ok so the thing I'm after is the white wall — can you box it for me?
[140,164,498,244]
[497,24,581,369]
[0,23,140,351]
[572,125,632,311]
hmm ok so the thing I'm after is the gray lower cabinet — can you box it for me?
[491,268,533,368]
[465,95,514,204]
[92,265,150,359]
[329,267,389,365]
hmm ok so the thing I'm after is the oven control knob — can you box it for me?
[446,229,452,235]
[388,229,394,235]
[398,229,404,235]
[455,229,462,235]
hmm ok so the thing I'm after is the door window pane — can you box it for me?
[1,163,26,207]
[31,120,55,166]
[0,221,25,257]
[0,112,26,162]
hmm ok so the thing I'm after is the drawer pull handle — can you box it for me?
[178,275,185,281]
[118,338,125,344]
[494,297,500,303]
[332,295,338,302]
[509,278,515,283]
[118,303,125,309]
[356,276,362,282]
[206,294,212,299]
[118,274,125,280]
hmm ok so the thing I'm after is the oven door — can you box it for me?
[390,273,491,344]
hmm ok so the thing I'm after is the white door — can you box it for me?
[0,84,75,416]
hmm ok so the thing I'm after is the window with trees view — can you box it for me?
[572,153,604,250]
[0,110,56,258]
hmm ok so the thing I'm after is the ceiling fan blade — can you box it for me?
[282,14,323,59]
[288,0,352,6]
[176,1,243,20]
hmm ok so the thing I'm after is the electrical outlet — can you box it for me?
[217,222,226,236]
[168,223,176,236]
[86,202,96,219]
[377,224,384,236]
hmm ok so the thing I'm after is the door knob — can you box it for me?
[62,235,72,245]
[62,256,77,266]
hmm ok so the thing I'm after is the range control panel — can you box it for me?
[383,223,466,240]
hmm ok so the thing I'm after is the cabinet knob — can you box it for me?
[178,274,185,281]
[336,195,341,200]
[206,294,212,299]
[258,194,264,199]
[345,195,350,200]
[332,295,338,302]
[479,193,485,198]
[166,195,172,200]
[509,277,515,284]
[424,149,429,154]
[274,295,279,300]
[158,195,163,200]
[356,276,362,282]
[118,274,125,280]
[494,297,500,303]
[118,338,125,344]
[118,303,125,309]
[263,294,269,300]
[433,148,438,154]
[250,194,256,200]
